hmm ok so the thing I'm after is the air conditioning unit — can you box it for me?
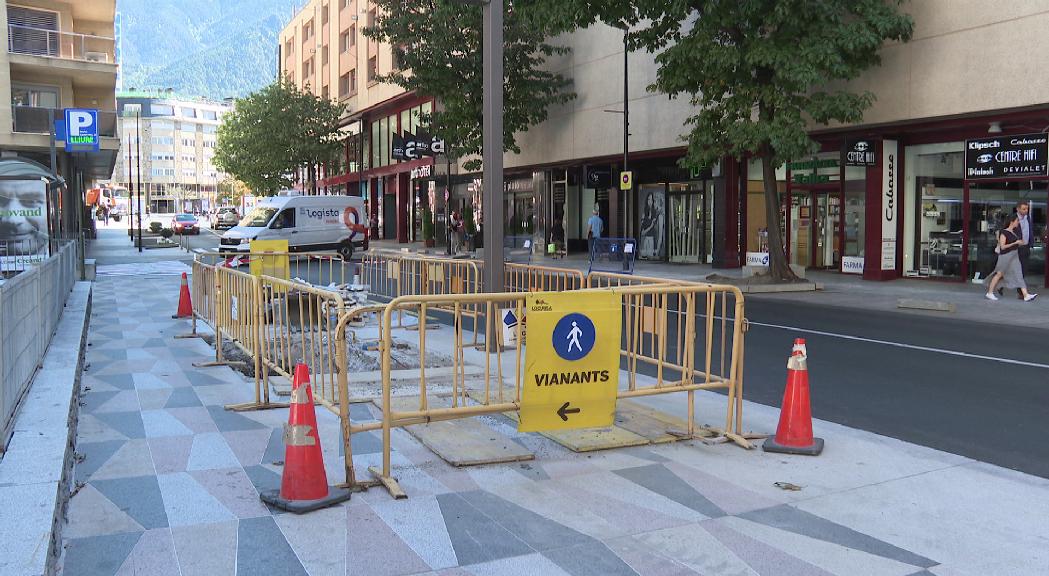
[85,51,108,63]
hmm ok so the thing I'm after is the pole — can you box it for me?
[136,111,143,253]
[446,157,452,256]
[481,0,504,293]
[622,30,629,236]
[127,129,133,243]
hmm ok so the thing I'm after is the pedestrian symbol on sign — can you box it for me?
[552,313,596,361]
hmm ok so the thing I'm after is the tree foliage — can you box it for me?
[559,0,914,280]
[365,0,577,169]
[214,78,345,195]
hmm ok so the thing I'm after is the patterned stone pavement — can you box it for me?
[58,270,1046,576]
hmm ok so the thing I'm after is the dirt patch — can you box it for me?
[199,333,454,380]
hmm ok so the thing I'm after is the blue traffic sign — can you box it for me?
[64,108,99,152]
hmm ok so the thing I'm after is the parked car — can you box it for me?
[210,206,240,230]
[171,213,200,235]
[219,192,369,260]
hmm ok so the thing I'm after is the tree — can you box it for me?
[217,176,251,206]
[214,78,345,195]
[364,0,576,169]
[563,0,913,280]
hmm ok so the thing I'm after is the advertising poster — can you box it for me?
[638,186,665,260]
[0,179,49,271]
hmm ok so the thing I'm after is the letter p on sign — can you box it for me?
[64,108,99,152]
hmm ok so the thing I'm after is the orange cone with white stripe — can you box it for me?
[173,272,193,319]
[260,363,351,513]
[762,338,824,456]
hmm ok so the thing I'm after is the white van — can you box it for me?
[219,193,369,259]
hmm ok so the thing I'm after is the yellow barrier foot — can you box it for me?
[405,324,440,332]
[337,479,381,493]
[174,332,198,339]
[368,466,407,499]
[223,401,289,412]
[192,361,233,368]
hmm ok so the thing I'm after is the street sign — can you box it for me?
[619,171,633,190]
[519,291,621,432]
[64,108,99,152]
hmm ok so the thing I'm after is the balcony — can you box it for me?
[12,106,118,137]
[7,24,115,63]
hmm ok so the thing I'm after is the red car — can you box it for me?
[171,213,200,235]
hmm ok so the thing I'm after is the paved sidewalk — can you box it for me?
[372,240,1049,330]
[56,264,1049,575]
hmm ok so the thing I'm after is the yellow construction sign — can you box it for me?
[519,291,621,432]
[249,240,290,280]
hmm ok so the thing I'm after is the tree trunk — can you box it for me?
[762,153,798,282]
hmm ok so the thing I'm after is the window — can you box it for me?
[321,4,329,25]
[303,19,314,41]
[322,85,329,100]
[340,31,350,53]
[274,209,296,229]
[181,107,197,118]
[181,138,195,147]
[11,84,59,108]
[348,25,356,47]
[321,46,329,67]
[393,45,405,70]
[367,9,375,28]
[151,120,175,131]
[150,104,175,116]
[7,6,59,57]
[202,110,218,121]
[341,0,351,9]
[151,137,174,146]
[202,124,217,134]
[349,69,357,94]
[339,73,350,97]
[285,39,293,57]
[367,56,377,82]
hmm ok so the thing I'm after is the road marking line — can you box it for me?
[748,319,1049,369]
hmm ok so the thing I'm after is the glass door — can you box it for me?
[813,192,841,269]
[668,191,701,263]
[790,193,812,267]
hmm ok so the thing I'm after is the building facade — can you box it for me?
[0,0,119,237]
[491,1,1049,287]
[111,93,229,214]
[279,0,436,244]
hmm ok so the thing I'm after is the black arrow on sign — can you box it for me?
[557,402,581,422]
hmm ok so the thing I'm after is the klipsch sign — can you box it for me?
[964,133,1048,179]
[845,138,876,167]
[881,140,898,271]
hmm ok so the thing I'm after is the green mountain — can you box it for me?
[118,0,298,100]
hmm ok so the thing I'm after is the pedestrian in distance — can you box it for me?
[587,207,603,257]
[1009,200,1035,299]
[986,213,1037,301]
[449,210,463,254]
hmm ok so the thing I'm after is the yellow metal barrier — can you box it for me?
[349,282,747,498]
[195,251,354,288]
[586,270,684,289]
[504,262,585,293]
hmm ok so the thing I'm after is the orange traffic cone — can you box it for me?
[260,363,351,513]
[763,338,824,456]
[173,272,193,319]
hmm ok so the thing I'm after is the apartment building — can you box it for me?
[279,0,435,243]
[0,0,119,237]
[111,93,229,214]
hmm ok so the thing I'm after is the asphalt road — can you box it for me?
[741,297,1049,478]
[182,239,1049,478]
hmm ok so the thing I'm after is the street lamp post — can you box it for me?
[136,110,143,252]
[480,0,504,293]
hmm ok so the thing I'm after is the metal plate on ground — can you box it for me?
[613,400,713,443]
[468,391,699,452]
[383,395,534,467]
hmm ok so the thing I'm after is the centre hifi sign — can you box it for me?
[965,133,1048,180]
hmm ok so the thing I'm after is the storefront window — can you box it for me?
[903,143,964,278]
[746,159,787,255]
[969,182,1046,280]
[370,121,380,169]
[637,184,666,260]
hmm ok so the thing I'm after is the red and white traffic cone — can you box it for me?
[763,338,824,456]
[173,272,193,319]
[260,363,351,513]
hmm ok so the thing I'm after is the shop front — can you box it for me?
[903,132,1047,287]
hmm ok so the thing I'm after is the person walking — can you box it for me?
[587,207,603,257]
[986,213,1037,301]
[448,210,463,254]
